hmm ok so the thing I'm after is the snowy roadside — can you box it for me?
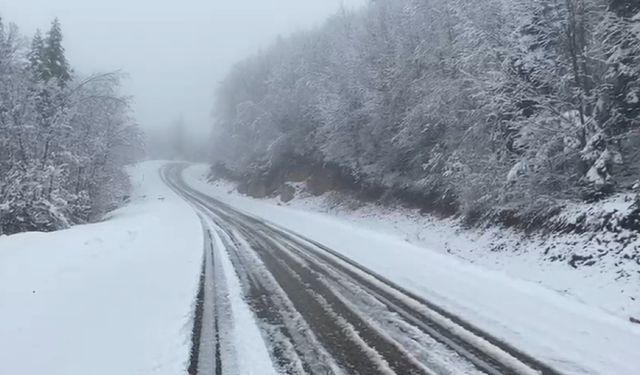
[184,164,640,375]
[0,161,203,375]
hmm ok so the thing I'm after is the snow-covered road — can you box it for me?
[176,163,640,375]
[164,163,567,375]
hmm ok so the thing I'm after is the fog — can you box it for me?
[0,0,365,136]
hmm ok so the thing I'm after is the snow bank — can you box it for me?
[0,161,203,375]
[184,164,640,375]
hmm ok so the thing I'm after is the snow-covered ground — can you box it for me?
[4,161,638,375]
[183,164,640,375]
[0,161,203,375]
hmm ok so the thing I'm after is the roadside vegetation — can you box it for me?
[0,17,141,234]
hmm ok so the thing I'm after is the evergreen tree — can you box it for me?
[29,30,47,80]
[43,18,71,84]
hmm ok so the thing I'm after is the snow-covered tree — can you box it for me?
[43,18,72,85]
[209,0,640,225]
[0,16,141,235]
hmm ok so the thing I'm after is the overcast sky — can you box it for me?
[0,0,365,135]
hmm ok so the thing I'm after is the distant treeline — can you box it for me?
[0,17,141,234]
[211,0,640,226]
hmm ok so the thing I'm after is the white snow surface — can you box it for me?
[184,164,640,375]
[0,161,203,375]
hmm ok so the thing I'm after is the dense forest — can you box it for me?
[0,17,141,235]
[211,0,640,228]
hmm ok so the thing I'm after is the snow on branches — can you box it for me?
[210,0,640,227]
[0,17,141,234]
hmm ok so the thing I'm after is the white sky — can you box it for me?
[0,0,366,135]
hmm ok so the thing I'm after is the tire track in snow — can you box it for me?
[187,232,207,375]
[185,216,223,375]
[162,168,239,375]
[214,224,344,375]
[169,165,420,374]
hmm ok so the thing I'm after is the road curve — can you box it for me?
[161,163,562,375]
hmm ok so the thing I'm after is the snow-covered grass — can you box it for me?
[0,161,203,375]
[184,164,640,375]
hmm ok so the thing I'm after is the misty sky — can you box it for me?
[0,0,365,135]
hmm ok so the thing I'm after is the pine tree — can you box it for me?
[29,30,47,80]
[43,18,71,85]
